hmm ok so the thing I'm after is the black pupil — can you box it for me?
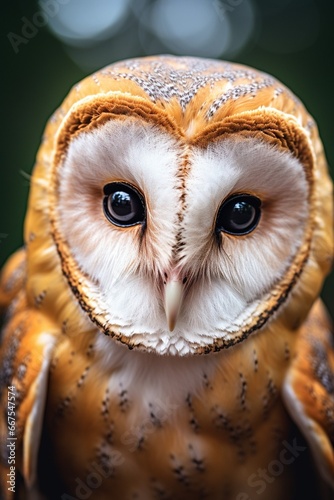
[111,191,133,218]
[230,202,256,229]
[216,195,261,235]
[103,183,145,227]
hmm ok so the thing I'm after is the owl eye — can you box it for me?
[103,182,145,227]
[216,194,261,236]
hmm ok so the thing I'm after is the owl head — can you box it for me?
[25,56,333,355]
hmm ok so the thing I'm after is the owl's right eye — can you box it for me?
[103,182,146,227]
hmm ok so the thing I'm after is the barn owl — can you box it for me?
[0,55,333,500]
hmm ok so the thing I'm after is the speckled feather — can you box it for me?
[0,56,333,499]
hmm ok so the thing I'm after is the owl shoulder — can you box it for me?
[0,248,59,496]
[283,299,334,491]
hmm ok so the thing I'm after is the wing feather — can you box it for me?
[0,249,58,498]
[283,300,334,491]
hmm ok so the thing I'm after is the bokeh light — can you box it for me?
[147,0,231,57]
[38,0,256,71]
[40,0,132,48]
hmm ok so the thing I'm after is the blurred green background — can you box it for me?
[1,0,333,317]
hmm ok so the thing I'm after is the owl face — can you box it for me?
[44,56,328,355]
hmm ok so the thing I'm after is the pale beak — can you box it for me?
[164,278,185,332]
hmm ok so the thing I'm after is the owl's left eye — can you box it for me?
[216,194,261,236]
[103,182,145,227]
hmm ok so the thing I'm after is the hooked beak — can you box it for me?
[163,276,186,332]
